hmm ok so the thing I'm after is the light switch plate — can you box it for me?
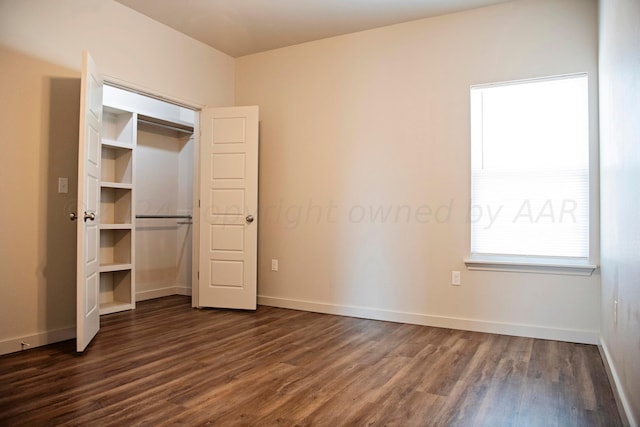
[58,177,68,194]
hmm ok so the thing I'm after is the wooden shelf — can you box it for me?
[102,139,133,150]
[101,144,133,185]
[99,269,134,315]
[101,181,133,190]
[99,263,133,273]
[100,187,132,224]
[100,224,133,230]
[99,104,135,317]
[99,301,134,316]
[100,229,132,265]
[103,107,135,145]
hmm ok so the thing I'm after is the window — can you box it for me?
[468,74,592,270]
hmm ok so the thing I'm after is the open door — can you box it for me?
[199,106,259,309]
[76,51,103,352]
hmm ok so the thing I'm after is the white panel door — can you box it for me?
[199,106,258,309]
[76,51,102,352]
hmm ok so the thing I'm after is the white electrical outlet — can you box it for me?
[451,271,461,286]
[271,259,278,271]
[614,300,618,325]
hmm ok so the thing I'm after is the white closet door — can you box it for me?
[198,106,259,309]
[76,51,103,352]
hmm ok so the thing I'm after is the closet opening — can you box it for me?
[78,52,258,351]
[99,83,199,314]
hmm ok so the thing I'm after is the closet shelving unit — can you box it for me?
[99,106,136,315]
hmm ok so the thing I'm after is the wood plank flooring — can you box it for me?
[0,296,622,426]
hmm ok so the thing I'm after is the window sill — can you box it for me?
[464,256,597,276]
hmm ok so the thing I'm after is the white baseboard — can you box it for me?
[0,327,75,356]
[175,286,192,296]
[599,338,637,427]
[0,289,194,357]
[136,286,192,301]
[257,295,599,345]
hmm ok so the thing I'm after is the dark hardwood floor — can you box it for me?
[0,296,621,426]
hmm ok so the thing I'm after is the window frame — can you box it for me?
[464,73,597,276]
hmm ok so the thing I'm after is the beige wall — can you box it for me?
[0,47,80,353]
[0,0,234,107]
[236,0,601,343]
[599,0,640,424]
[0,0,234,354]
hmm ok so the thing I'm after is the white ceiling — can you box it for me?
[115,0,514,57]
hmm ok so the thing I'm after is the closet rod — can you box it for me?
[136,214,192,219]
[138,118,194,135]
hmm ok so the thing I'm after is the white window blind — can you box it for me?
[470,74,589,259]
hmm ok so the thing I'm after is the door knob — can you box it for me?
[84,212,96,222]
[69,212,78,221]
[246,214,254,224]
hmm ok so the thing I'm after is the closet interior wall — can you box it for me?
[135,121,194,301]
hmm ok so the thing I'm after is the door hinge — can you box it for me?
[198,200,201,208]
[197,271,199,279]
